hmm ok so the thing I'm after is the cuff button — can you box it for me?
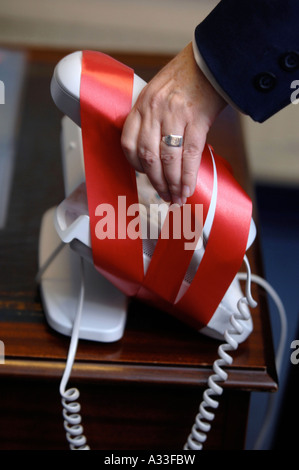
[280,51,299,72]
[254,72,277,92]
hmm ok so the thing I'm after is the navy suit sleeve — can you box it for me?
[194,0,299,122]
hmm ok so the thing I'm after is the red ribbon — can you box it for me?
[80,50,144,296]
[80,50,252,330]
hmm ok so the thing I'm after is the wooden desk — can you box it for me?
[0,49,277,450]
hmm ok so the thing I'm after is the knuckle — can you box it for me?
[168,91,185,113]
[148,92,163,111]
[183,144,201,159]
[121,140,133,156]
[160,152,178,165]
[121,134,134,155]
[183,168,196,178]
[138,148,158,167]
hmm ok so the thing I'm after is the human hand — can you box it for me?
[121,42,227,205]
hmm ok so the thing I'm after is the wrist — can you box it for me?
[191,35,237,114]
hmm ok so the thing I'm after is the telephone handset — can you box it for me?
[38,51,258,450]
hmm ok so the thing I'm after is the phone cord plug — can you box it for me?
[184,255,257,450]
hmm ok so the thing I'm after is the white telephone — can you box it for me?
[37,51,284,451]
[41,51,256,343]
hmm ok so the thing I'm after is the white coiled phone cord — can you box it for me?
[38,242,286,451]
[37,246,90,449]
[237,271,287,450]
[184,255,258,451]
[58,256,90,450]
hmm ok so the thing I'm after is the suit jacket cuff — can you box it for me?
[192,35,243,114]
[192,0,299,123]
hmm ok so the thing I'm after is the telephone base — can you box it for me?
[38,207,128,342]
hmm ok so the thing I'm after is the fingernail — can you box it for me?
[181,196,187,205]
[182,185,190,198]
[172,195,182,206]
